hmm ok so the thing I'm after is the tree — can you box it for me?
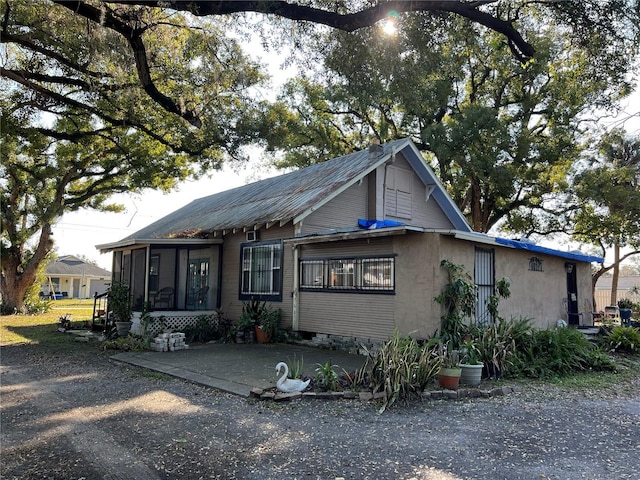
[2,0,638,311]
[1,1,265,311]
[257,9,637,232]
[572,130,640,305]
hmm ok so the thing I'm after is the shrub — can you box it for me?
[315,361,340,391]
[358,332,440,412]
[511,326,616,378]
[605,326,640,354]
[473,316,533,379]
[183,314,219,343]
[101,335,149,352]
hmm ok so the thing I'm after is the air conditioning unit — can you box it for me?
[246,230,259,242]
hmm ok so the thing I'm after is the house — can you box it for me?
[97,139,602,343]
[43,255,111,299]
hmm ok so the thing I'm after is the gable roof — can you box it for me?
[98,139,471,250]
[46,255,111,277]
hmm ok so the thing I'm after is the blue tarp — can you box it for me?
[358,219,406,230]
[494,237,603,263]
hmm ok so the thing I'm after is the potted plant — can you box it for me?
[255,305,280,343]
[234,313,255,343]
[108,282,133,336]
[459,339,484,387]
[436,341,461,390]
[618,299,634,326]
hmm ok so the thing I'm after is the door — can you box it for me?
[186,258,210,310]
[565,262,579,325]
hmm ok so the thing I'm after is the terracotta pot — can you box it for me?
[438,367,461,390]
[254,326,271,344]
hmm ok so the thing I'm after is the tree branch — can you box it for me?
[58,1,536,61]
[52,0,203,127]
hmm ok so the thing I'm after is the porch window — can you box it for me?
[300,256,395,293]
[240,241,282,301]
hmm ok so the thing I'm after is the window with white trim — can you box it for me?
[240,241,282,300]
[300,256,395,293]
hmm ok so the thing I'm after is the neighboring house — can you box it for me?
[97,139,602,343]
[594,275,640,310]
[43,255,111,299]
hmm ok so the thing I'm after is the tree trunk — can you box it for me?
[0,225,53,313]
[610,242,620,307]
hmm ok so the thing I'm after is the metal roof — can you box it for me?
[99,138,471,250]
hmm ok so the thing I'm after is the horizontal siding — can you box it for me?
[301,179,369,235]
[299,291,395,341]
[385,154,453,229]
[297,237,397,340]
[220,225,294,325]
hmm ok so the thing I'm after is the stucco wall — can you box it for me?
[437,236,595,329]
[391,232,443,338]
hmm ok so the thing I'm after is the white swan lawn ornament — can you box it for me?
[275,362,310,393]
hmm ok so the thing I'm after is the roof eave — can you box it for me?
[96,237,222,253]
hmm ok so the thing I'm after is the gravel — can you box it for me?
[2,344,639,480]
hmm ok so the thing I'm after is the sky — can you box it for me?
[50,39,640,272]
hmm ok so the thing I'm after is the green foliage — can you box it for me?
[315,361,339,392]
[511,326,616,379]
[1,2,266,312]
[238,300,281,338]
[183,315,219,344]
[108,282,133,323]
[460,339,482,366]
[572,130,640,273]
[101,335,150,352]
[359,333,441,412]
[473,317,533,379]
[434,260,477,348]
[605,326,640,354]
[287,355,304,380]
[259,8,638,233]
[618,298,635,310]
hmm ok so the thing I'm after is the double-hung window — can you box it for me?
[300,256,395,293]
[240,241,282,301]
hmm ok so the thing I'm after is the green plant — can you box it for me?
[100,334,149,352]
[460,339,482,365]
[618,298,634,310]
[475,316,532,379]
[256,305,281,336]
[511,325,616,379]
[108,282,132,323]
[287,354,304,379]
[360,332,441,412]
[434,260,477,348]
[183,314,219,343]
[606,326,640,353]
[315,361,339,391]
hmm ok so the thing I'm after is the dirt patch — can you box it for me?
[2,343,640,480]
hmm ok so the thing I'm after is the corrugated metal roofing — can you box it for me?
[120,139,415,241]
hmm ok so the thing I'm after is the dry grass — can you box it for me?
[0,299,94,349]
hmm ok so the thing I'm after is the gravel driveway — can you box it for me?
[2,343,639,480]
